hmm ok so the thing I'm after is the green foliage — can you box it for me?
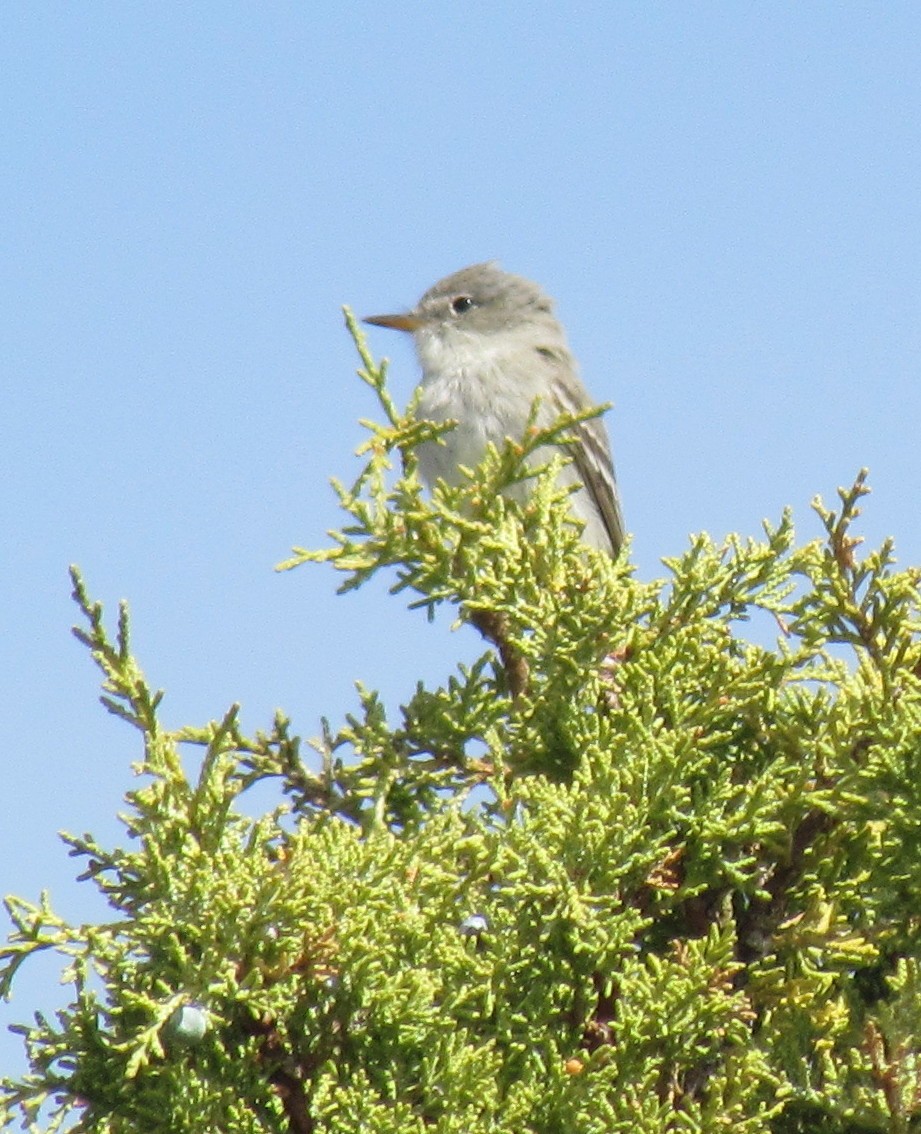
[3,312,921,1132]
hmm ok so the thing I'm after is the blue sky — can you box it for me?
[3,4,921,1075]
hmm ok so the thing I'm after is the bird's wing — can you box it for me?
[538,345,626,556]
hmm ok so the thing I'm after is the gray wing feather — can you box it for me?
[537,345,626,556]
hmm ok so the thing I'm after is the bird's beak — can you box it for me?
[363,312,422,333]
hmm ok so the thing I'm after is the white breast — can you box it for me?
[414,327,545,487]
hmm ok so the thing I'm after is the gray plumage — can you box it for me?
[365,262,625,556]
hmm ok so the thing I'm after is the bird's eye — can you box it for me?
[451,295,474,314]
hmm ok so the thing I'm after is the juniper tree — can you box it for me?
[3,314,921,1133]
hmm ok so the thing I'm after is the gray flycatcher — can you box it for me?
[364,262,625,556]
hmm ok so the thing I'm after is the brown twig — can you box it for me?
[468,608,530,699]
[241,1011,315,1134]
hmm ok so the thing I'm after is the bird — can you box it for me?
[364,262,624,556]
